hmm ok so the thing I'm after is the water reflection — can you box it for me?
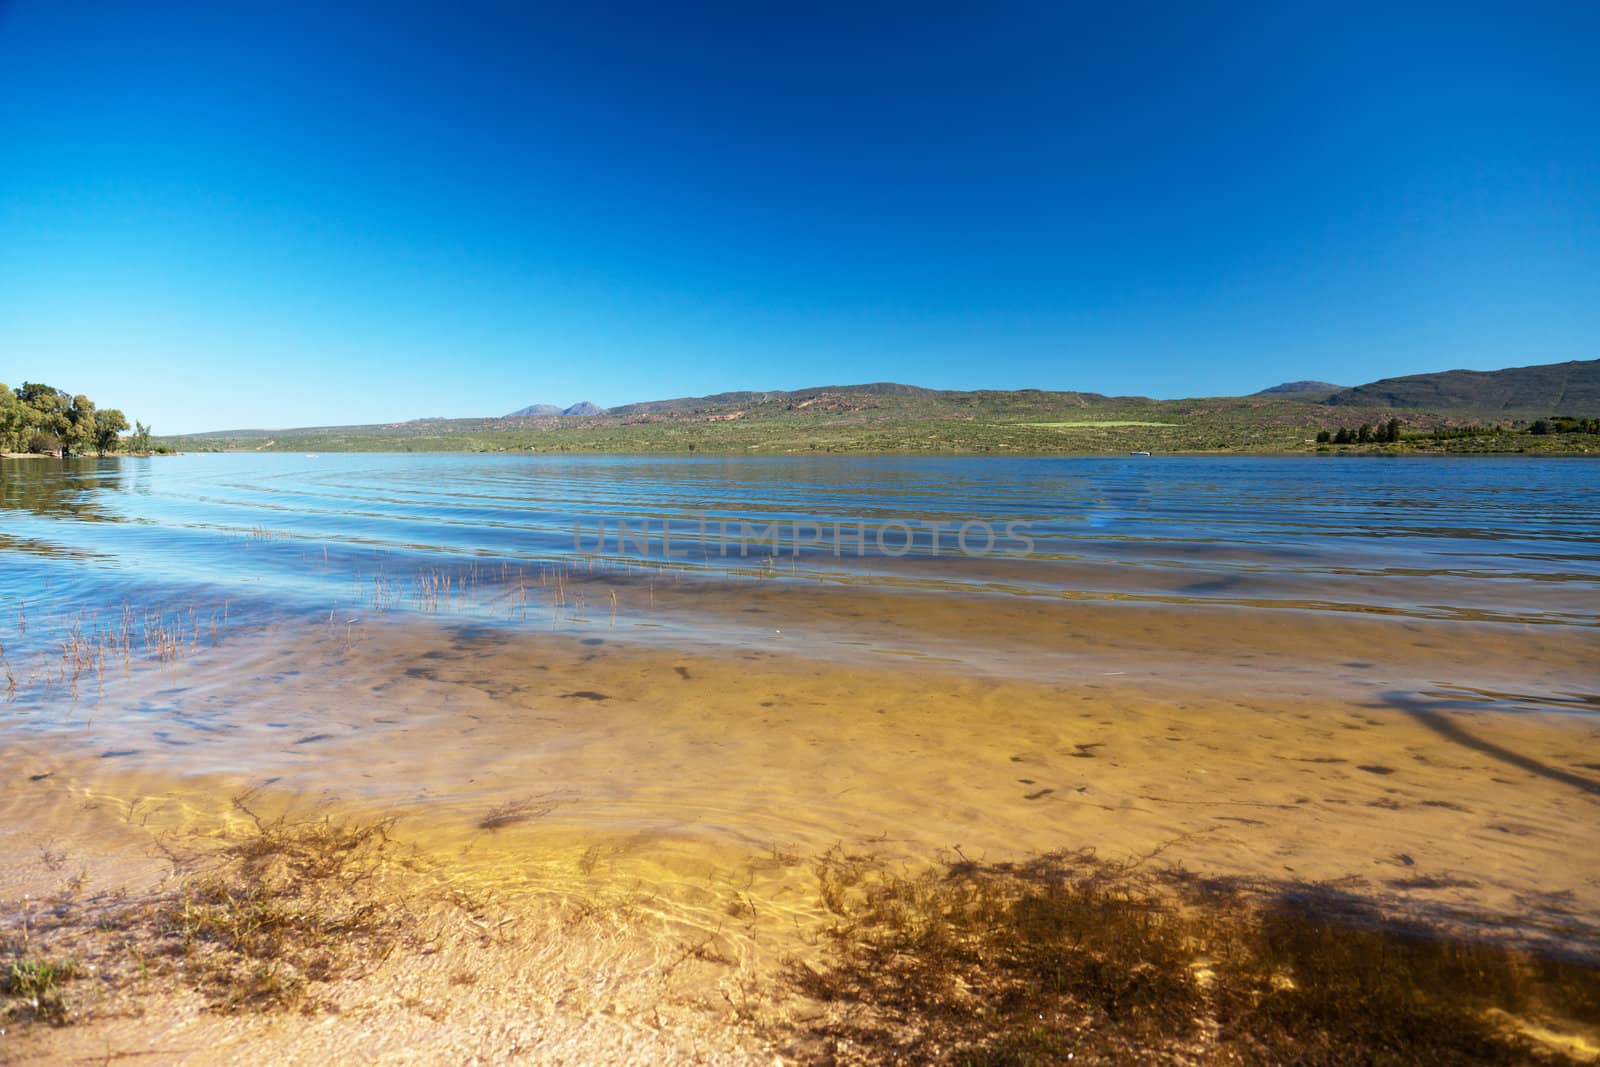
[0,456,127,523]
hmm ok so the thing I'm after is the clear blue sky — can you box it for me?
[2,2,1596,433]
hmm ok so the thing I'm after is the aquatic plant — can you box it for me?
[0,953,80,1025]
[0,597,231,702]
[0,794,481,1022]
[781,848,1600,1065]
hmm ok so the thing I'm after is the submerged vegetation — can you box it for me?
[0,382,143,456]
[0,596,233,703]
[0,954,80,1026]
[782,849,1600,1065]
[1,796,475,1027]
[6,807,1597,1064]
[136,796,423,1012]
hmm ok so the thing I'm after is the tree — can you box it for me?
[18,382,70,441]
[1333,427,1352,444]
[1530,419,1552,436]
[66,394,98,453]
[16,382,65,405]
[1357,424,1373,443]
[1384,417,1402,443]
[131,421,153,454]
[3,383,141,454]
[0,385,38,453]
[1315,430,1331,443]
[94,409,129,454]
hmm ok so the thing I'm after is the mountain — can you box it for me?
[1324,358,1600,414]
[1254,380,1343,396]
[611,382,956,415]
[504,402,605,417]
[164,359,1600,452]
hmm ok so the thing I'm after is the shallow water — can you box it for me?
[5,453,1599,631]
[3,452,1597,831]
[2,453,1599,1060]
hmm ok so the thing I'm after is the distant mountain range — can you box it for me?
[497,360,1595,421]
[505,401,602,417]
[172,357,1595,449]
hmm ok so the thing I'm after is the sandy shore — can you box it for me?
[2,589,1598,1062]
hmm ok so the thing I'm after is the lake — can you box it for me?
[6,451,1598,629]
[2,452,1598,1060]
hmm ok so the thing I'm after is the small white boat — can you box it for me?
[1129,450,1151,457]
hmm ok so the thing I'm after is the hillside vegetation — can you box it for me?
[1327,358,1600,415]
[159,359,1600,456]
[1254,380,1344,396]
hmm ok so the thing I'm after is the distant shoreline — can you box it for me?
[156,445,1600,458]
[2,451,168,460]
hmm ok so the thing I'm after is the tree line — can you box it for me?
[1315,418,1402,445]
[0,382,150,455]
[1314,415,1600,444]
[1530,417,1600,435]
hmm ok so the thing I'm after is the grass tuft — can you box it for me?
[131,794,418,1012]
[0,792,466,1026]
[0,955,80,1025]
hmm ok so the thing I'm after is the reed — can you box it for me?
[0,595,235,702]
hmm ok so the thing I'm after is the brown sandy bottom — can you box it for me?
[2,604,1599,1063]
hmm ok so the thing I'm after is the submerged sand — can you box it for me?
[1,579,1597,1062]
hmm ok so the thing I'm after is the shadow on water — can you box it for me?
[1379,690,1600,797]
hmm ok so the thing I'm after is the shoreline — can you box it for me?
[142,444,1600,457]
[1,451,165,460]
[4,454,1598,1062]
[4,616,1599,1061]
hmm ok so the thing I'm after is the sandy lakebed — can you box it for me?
[2,453,1598,1063]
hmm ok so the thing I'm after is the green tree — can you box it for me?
[67,394,98,453]
[2,383,140,454]
[19,382,70,441]
[1315,429,1331,443]
[1529,419,1552,435]
[1357,423,1373,443]
[0,385,39,452]
[131,421,153,454]
[94,408,129,454]
[16,381,64,405]
[1384,417,1402,443]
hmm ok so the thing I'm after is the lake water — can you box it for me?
[7,451,1598,631]
[2,453,1598,1058]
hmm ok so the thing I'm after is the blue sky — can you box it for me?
[2,2,1597,433]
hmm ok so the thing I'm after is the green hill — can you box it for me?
[1254,380,1343,397]
[1325,359,1600,415]
[157,363,1600,455]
